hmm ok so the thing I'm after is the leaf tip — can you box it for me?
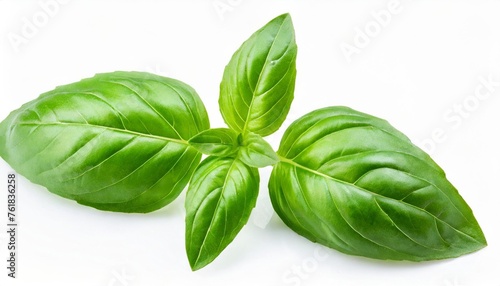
[477,230,488,247]
[187,248,211,272]
[0,117,13,159]
[276,12,292,21]
[189,260,206,272]
[272,13,294,31]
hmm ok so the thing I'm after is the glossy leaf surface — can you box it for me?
[269,106,486,261]
[238,132,278,168]
[0,71,209,213]
[189,128,239,157]
[219,13,297,136]
[185,156,259,270]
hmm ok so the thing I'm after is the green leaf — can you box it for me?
[0,71,210,213]
[238,132,278,168]
[188,128,239,157]
[219,13,297,136]
[269,106,486,261]
[185,156,259,271]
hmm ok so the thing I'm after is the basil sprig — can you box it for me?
[0,13,486,271]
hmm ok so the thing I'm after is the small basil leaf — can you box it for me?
[238,132,278,168]
[0,71,209,213]
[186,156,259,271]
[219,13,297,136]
[270,106,486,261]
[189,128,239,157]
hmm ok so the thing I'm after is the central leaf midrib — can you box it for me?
[193,158,238,268]
[277,155,482,245]
[242,19,287,134]
[19,121,189,145]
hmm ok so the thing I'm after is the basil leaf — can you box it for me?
[238,132,278,168]
[0,71,209,213]
[189,128,239,157]
[219,13,297,136]
[186,156,259,270]
[269,106,487,261]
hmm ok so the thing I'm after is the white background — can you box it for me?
[1,1,500,285]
